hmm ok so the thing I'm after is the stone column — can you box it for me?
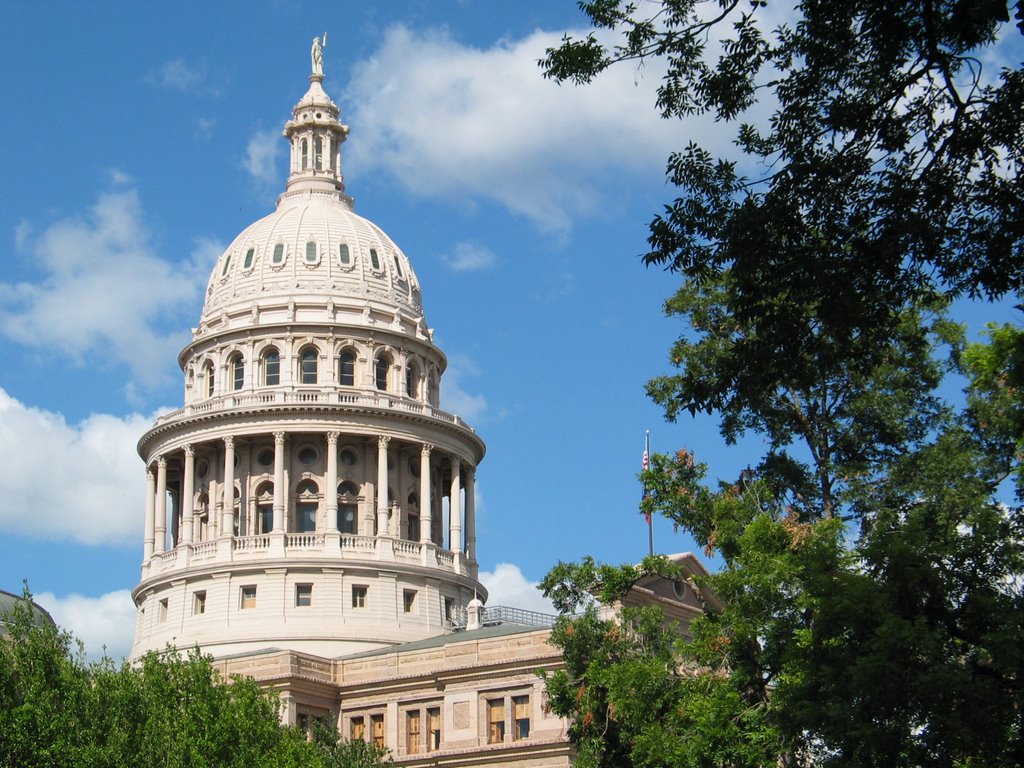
[419,444,433,545]
[326,432,339,531]
[221,436,235,537]
[154,457,167,554]
[449,458,462,553]
[273,431,286,532]
[144,467,156,560]
[465,467,476,562]
[181,445,195,545]
[376,436,391,536]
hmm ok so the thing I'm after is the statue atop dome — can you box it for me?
[311,33,326,78]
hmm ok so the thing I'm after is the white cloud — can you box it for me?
[35,589,135,662]
[243,129,281,186]
[479,563,555,615]
[0,187,217,387]
[443,241,498,272]
[345,25,684,232]
[146,58,216,96]
[0,388,151,546]
[440,354,488,422]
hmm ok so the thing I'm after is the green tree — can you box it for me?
[539,2,1024,766]
[0,590,392,768]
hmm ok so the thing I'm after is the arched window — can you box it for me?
[330,137,337,171]
[305,240,318,264]
[338,350,356,386]
[338,481,359,535]
[427,369,440,407]
[204,362,215,398]
[375,354,391,391]
[232,355,244,391]
[254,482,273,534]
[338,243,351,266]
[301,138,308,169]
[295,479,318,533]
[314,136,323,170]
[196,492,210,542]
[243,247,255,269]
[300,348,318,384]
[263,349,280,386]
[406,362,419,399]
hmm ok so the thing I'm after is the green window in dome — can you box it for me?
[305,241,317,263]
[272,243,284,264]
[221,254,232,276]
[369,248,381,271]
[243,248,255,269]
[339,243,350,265]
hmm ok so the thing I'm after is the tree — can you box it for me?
[539,2,1024,766]
[0,590,392,768]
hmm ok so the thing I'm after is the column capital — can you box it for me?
[274,431,286,445]
[184,444,195,457]
[421,443,433,456]
[223,435,235,449]
[157,456,168,469]
[378,435,391,449]
[146,467,155,481]
[327,431,340,445]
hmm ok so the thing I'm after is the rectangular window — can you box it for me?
[233,358,244,390]
[369,248,381,271]
[350,716,365,741]
[158,598,168,623]
[487,699,505,744]
[297,503,317,533]
[403,589,417,614]
[406,711,421,755]
[371,714,384,748]
[264,352,280,385]
[513,695,530,740]
[272,243,284,265]
[427,707,441,751]
[192,591,206,616]
[444,597,454,624]
[352,585,367,609]
[407,512,420,542]
[243,247,255,269]
[240,585,257,610]
[257,504,273,534]
[295,584,312,607]
[339,504,357,534]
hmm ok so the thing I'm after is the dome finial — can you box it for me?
[311,33,326,80]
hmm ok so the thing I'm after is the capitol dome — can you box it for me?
[131,54,485,662]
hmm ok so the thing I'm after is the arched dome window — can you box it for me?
[300,348,318,385]
[338,243,351,267]
[204,361,215,399]
[338,481,359,535]
[406,360,420,399]
[338,349,356,386]
[375,354,392,391]
[263,348,280,386]
[231,355,244,391]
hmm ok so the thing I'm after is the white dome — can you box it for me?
[201,189,423,324]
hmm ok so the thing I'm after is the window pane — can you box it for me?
[340,504,357,534]
[375,357,389,390]
[297,503,317,533]
[265,351,280,385]
[407,712,421,755]
[427,707,441,751]
[369,248,381,270]
[350,717,364,741]
[240,586,256,609]
[314,136,322,170]
[272,243,284,264]
[243,248,255,269]
[233,357,244,390]
[339,243,350,265]
[305,240,317,263]
[295,584,312,607]
[488,700,505,744]
[258,505,272,534]
[339,351,355,386]
[301,349,318,384]
[221,254,232,276]
[513,696,530,740]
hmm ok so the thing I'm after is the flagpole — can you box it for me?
[645,431,653,557]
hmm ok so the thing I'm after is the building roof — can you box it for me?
[0,589,55,638]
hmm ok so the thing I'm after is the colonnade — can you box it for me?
[142,431,476,564]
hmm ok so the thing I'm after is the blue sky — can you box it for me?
[1,2,1019,659]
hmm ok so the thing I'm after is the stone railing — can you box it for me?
[154,388,470,429]
[145,534,470,580]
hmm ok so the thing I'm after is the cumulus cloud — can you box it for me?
[345,25,685,233]
[443,241,498,272]
[243,128,282,186]
[479,563,555,615]
[0,187,217,387]
[440,354,487,422]
[35,589,136,662]
[0,388,152,546]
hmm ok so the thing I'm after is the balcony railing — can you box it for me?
[144,533,472,580]
[153,388,470,429]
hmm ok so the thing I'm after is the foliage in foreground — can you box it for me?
[539,2,1024,766]
[0,594,391,768]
